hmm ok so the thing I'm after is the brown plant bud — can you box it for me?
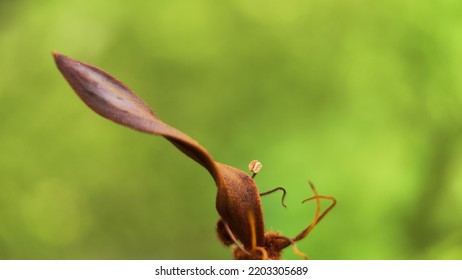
[53,52,336,260]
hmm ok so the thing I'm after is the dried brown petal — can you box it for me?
[53,51,223,186]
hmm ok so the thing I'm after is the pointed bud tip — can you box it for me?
[52,50,61,59]
[52,51,68,66]
[52,51,73,66]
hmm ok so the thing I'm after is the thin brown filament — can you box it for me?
[292,184,337,242]
[290,240,307,259]
[259,187,287,208]
[223,220,251,256]
[308,181,321,229]
[247,211,269,259]
[301,195,337,226]
[248,211,257,250]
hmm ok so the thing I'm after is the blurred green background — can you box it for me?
[1,0,462,260]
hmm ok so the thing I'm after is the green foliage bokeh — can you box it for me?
[0,0,461,259]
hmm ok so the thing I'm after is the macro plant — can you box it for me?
[53,52,336,260]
